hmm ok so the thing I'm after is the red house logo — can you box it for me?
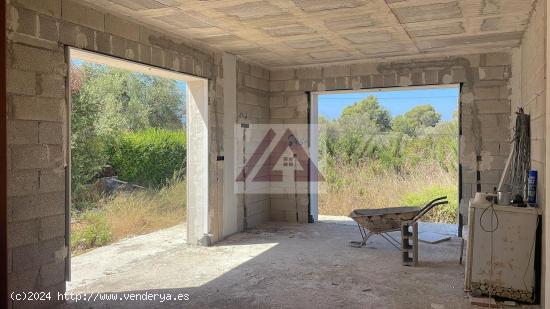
[236,128,324,183]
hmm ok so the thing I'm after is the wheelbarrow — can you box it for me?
[349,196,449,248]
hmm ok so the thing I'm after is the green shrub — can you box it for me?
[400,185,458,223]
[109,128,186,187]
[71,211,112,253]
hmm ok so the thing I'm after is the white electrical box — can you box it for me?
[465,199,541,303]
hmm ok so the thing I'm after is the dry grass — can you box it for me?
[105,179,186,240]
[71,179,186,255]
[318,161,458,222]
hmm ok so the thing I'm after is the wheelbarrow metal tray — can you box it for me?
[349,207,420,233]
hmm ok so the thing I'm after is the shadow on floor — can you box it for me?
[54,217,472,309]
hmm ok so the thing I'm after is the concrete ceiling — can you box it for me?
[81,0,536,68]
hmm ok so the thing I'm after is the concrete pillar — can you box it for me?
[545,0,550,304]
[186,79,210,245]
[222,53,238,237]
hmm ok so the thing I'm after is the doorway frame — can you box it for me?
[66,48,210,279]
[309,84,461,223]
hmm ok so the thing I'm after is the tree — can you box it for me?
[392,105,441,136]
[70,63,186,187]
[340,96,392,131]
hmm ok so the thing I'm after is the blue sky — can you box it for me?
[318,86,459,121]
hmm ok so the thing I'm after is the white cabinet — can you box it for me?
[465,200,541,303]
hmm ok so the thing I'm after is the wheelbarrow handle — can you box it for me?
[413,200,449,222]
[415,196,447,214]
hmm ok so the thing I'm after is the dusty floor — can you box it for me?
[59,216,475,308]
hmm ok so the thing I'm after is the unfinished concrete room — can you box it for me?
[2,0,550,308]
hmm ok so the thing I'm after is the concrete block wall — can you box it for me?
[235,61,271,229]
[511,0,547,303]
[268,54,513,224]
[4,0,268,307]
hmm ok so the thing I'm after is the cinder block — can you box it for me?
[12,0,62,17]
[482,141,509,156]
[8,248,13,274]
[8,220,39,248]
[11,43,65,74]
[245,75,269,91]
[38,122,63,145]
[8,267,40,293]
[451,68,466,82]
[475,99,510,114]
[12,243,41,272]
[479,67,508,81]
[360,75,371,88]
[9,192,65,222]
[410,72,422,85]
[151,47,164,67]
[371,74,383,87]
[383,74,396,87]
[39,261,65,288]
[111,35,128,59]
[351,62,378,76]
[7,69,36,95]
[270,80,285,92]
[424,71,438,84]
[270,107,295,119]
[180,55,194,74]
[7,170,39,197]
[479,155,507,173]
[480,126,509,142]
[334,77,350,89]
[95,31,112,54]
[479,170,502,184]
[463,54,481,67]
[125,40,139,61]
[474,86,501,100]
[38,74,65,98]
[484,52,512,66]
[105,14,139,42]
[8,6,36,37]
[270,68,295,81]
[249,65,269,79]
[269,96,285,107]
[398,74,412,86]
[270,209,285,221]
[323,65,350,78]
[38,14,59,42]
[61,0,104,31]
[39,215,65,240]
[13,96,64,122]
[237,61,250,74]
[296,67,322,79]
[351,76,361,89]
[39,170,65,193]
[7,120,38,145]
[286,95,306,107]
[11,144,63,169]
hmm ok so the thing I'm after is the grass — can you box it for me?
[318,161,458,223]
[71,178,186,255]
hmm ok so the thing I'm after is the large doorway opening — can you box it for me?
[66,48,208,290]
[310,85,460,224]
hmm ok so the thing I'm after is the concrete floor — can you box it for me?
[59,216,475,308]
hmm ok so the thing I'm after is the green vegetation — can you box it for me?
[70,63,186,195]
[318,95,458,223]
[71,178,186,254]
[110,128,186,187]
[70,62,187,254]
[400,185,458,223]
